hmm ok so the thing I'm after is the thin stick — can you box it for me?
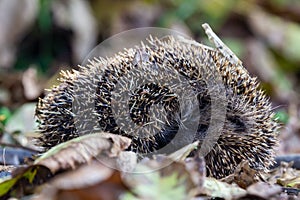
[202,23,242,66]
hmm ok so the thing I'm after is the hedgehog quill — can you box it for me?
[36,24,278,178]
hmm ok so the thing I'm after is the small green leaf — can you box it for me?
[0,165,50,197]
[23,167,38,184]
[0,107,11,125]
[274,110,289,124]
[0,178,17,197]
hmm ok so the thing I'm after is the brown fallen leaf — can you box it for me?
[34,133,131,174]
[222,160,260,189]
[0,133,131,199]
[34,160,127,200]
[247,182,282,199]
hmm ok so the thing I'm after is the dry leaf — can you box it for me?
[247,182,282,199]
[222,160,260,189]
[123,156,196,199]
[185,156,206,188]
[203,177,247,200]
[270,161,300,189]
[0,133,131,198]
[115,151,137,173]
[34,161,127,200]
[35,133,131,174]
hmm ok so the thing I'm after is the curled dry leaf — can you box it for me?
[34,133,131,174]
[34,161,127,200]
[0,133,131,199]
[222,160,261,189]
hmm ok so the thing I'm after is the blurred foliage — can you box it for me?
[38,0,52,33]
[0,0,300,199]
[13,0,72,74]
[0,0,300,153]
[159,0,236,32]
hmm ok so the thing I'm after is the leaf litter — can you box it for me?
[0,132,298,199]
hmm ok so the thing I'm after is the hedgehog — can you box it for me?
[36,24,278,178]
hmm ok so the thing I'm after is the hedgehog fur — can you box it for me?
[36,34,278,178]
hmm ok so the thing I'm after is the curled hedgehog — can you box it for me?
[36,24,278,178]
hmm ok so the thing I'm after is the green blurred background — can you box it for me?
[0,0,299,153]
